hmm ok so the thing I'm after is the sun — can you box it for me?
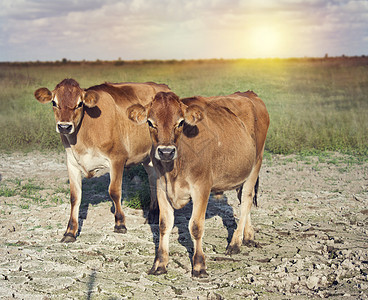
[247,26,282,58]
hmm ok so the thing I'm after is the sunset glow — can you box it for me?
[247,26,283,58]
[0,0,367,61]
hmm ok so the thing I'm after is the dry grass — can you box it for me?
[0,57,367,156]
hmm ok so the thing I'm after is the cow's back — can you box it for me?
[211,91,269,159]
[182,92,269,148]
[88,82,170,108]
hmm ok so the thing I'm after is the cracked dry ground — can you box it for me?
[0,152,367,299]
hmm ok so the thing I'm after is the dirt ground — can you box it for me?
[0,151,367,299]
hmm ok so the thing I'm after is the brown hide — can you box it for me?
[181,90,269,165]
[73,82,170,165]
[34,79,170,242]
[153,92,269,193]
[128,91,269,277]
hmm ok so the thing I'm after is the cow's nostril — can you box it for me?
[157,146,176,161]
[58,124,73,134]
[169,148,175,157]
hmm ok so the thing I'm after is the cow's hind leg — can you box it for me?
[110,160,127,234]
[61,161,82,243]
[226,158,263,255]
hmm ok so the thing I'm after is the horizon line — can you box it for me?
[1,54,368,64]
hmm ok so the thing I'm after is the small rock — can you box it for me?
[85,259,103,270]
[139,274,154,287]
[341,259,355,270]
[238,289,255,297]
[250,265,260,273]
[320,276,328,286]
[293,259,304,270]
[306,275,319,290]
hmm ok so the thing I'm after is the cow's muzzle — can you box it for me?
[57,123,74,134]
[156,146,177,162]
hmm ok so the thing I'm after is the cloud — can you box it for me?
[0,0,107,20]
[0,0,367,61]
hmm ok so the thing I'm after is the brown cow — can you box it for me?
[34,79,170,242]
[127,91,269,277]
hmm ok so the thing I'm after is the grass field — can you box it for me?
[0,57,367,156]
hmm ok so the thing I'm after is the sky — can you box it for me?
[0,0,367,62]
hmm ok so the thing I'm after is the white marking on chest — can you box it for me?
[71,148,110,177]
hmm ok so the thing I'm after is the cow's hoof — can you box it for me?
[60,233,76,243]
[192,269,208,278]
[225,244,241,255]
[148,266,167,275]
[114,225,127,234]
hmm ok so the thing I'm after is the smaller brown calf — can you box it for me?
[127,91,269,277]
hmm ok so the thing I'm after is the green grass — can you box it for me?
[75,165,150,209]
[124,165,151,209]
[20,204,30,209]
[0,57,367,156]
[0,186,18,197]
[0,178,68,207]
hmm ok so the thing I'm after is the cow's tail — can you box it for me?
[253,177,259,207]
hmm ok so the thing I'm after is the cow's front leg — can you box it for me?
[110,160,127,233]
[190,188,210,278]
[143,160,159,224]
[61,160,82,243]
[148,188,174,275]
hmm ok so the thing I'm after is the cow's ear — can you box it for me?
[34,88,52,104]
[83,90,99,108]
[127,104,147,124]
[184,104,204,126]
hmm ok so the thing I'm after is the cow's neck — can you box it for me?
[154,155,192,209]
[154,156,183,182]
[63,133,77,147]
[155,159,175,174]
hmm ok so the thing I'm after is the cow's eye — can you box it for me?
[51,100,57,108]
[76,102,83,109]
[178,120,185,128]
[147,120,155,128]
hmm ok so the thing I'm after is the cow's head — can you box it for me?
[127,92,204,162]
[34,78,99,134]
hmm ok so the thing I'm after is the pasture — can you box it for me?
[0,57,368,156]
[0,58,367,299]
